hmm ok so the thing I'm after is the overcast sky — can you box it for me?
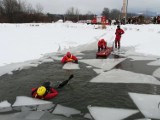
[26,0,160,15]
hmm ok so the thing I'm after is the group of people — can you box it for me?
[31,52,78,100]
[98,25,124,52]
[31,25,124,100]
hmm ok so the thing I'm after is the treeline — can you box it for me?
[0,0,49,23]
[0,0,153,24]
[0,0,130,24]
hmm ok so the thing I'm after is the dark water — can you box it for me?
[0,50,160,120]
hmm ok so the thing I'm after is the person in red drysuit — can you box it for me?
[98,39,107,52]
[115,25,124,49]
[31,82,58,100]
[61,52,78,64]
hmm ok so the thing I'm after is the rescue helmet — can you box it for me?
[66,52,71,58]
[37,86,46,96]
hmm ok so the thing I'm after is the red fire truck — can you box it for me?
[91,16,109,25]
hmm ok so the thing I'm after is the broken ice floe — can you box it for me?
[129,92,160,119]
[0,100,12,112]
[153,68,160,78]
[52,104,81,117]
[90,69,160,85]
[62,62,80,70]
[80,58,126,71]
[88,106,139,120]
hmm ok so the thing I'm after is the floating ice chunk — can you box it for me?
[93,69,104,74]
[88,106,139,120]
[12,96,52,107]
[153,68,160,78]
[128,56,157,61]
[84,113,93,119]
[90,69,160,85]
[36,103,55,111]
[0,101,11,108]
[147,59,160,66]
[52,104,81,117]
[129,92,160,119]
[63,62,80,70]
[80,58,126,71]
[135,118,151,120]
[0,101,12,112]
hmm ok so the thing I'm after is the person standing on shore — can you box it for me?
[115,25,124,50]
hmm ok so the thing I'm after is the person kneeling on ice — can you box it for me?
[98,39,107,52]
[31,82,58,100]
[61,52,78,64]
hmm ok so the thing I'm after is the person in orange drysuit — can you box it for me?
[61,52,78,64]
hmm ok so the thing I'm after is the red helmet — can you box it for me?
[66,52,71,58]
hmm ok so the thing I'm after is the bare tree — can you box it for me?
[65,7,80,22]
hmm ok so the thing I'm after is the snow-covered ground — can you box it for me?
[1,23,160,120]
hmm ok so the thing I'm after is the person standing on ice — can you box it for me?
[61,52,78,64]
[115,25,124,50]
[98,38,107,52]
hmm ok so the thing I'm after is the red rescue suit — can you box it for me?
[115,28,124,49]
[61,54,78,64]
[31,88,58,100]
[98,39,107,52]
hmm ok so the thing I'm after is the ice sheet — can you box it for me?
[153,68,160,78]
[88,106,139,120]
[12,96,52,107]
[62,62,80,70]
[52,104,81,117]
[80,58,126,71]
[129,92,160,119]
[90,69,160,85]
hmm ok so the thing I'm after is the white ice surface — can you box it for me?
[88,106,139,120]
[12,96,52,107]
[84,113,93,119]
[153,68,160,78]
[80,58,126,71]
[93,69,104,74]
[0,101,12,112]
[52,104,81,117]
[90,69,160,85]
[129,92,160,119]
[62,62,80,70]
[0,101,11,108]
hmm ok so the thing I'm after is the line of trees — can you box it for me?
[0,0,153,24]
[0,0,49,23]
